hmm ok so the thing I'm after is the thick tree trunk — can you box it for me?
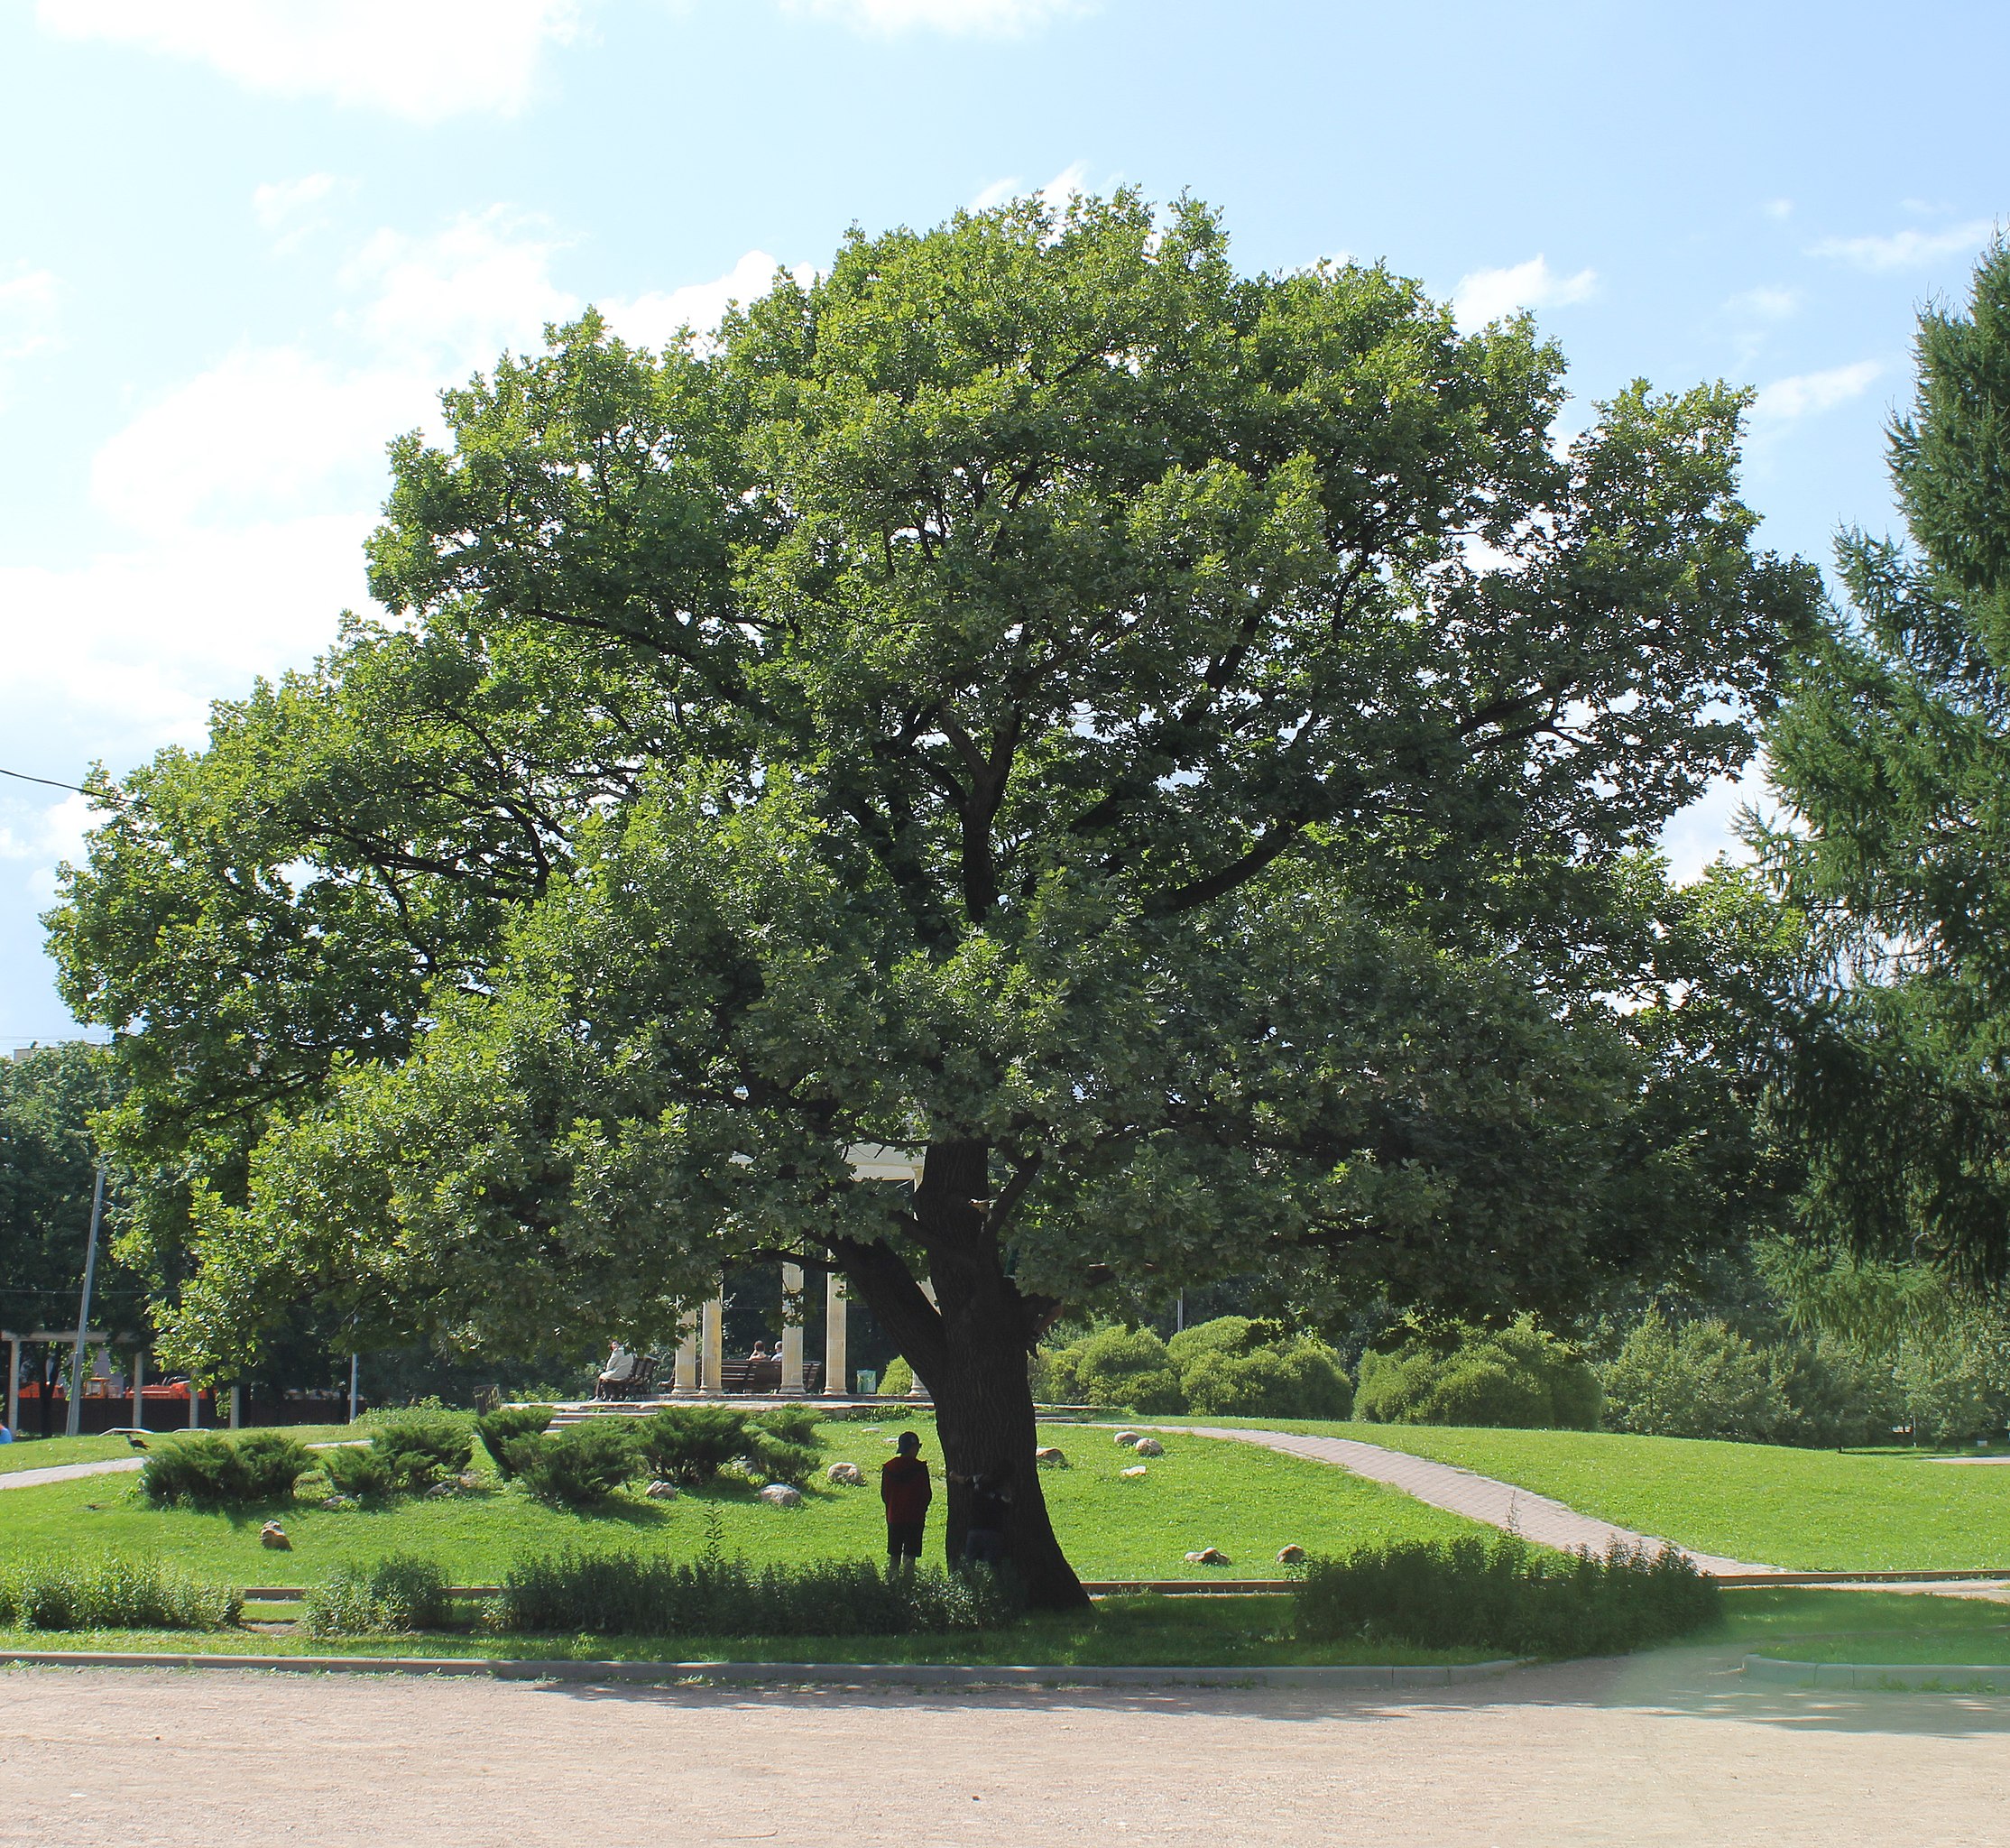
[837,1141,1091,1613]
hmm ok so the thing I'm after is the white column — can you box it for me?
[4,1335,18,1433]
[823,1271,848,1397]
[701,1294,724,1394]
[780,1265,806,1396]
[188,1379,199,1429]
[673,1309,699,1395]
[228,1383,242,1429]
[132,1348,146,1433]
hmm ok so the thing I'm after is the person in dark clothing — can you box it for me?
[881,1428,932,1575]
[956,1468,1013,1570]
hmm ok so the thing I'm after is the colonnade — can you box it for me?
[670,1265,852,1396]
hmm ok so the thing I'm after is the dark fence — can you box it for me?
[8,1390,353,1436]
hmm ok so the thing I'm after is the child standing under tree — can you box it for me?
[881,1428,931,1574]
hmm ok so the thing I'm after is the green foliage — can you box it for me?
[363,1412,474,1490]
[1294,1536,1720,1658]
[304,1554,451,1636]
[493,1548,1020,1637]
[1599,1314,1782,1441]
[318,1444,396,1499]
[1166,1315,1270,1368]
[878,1357,915,1399]
[745,1430,822,1488]
[475,1403,553,1480]
[1047,1326,1183,1413]
[1179,1337,1354,1419]
[1356,1317,1600,1429]
[753,1406,824,1448]
[514,1420,638,1507]
[139,1431,314,1508]
[1760,242,2010,1288]
[0,1556,241,1631]
[0,1041,132,1338]
[635,1405,753,1485]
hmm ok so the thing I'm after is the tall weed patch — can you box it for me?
[305,1556,452,1636]
[493,1550,1019,1638]
[0,1557,241,1631]
[1294,1536,1720,1658]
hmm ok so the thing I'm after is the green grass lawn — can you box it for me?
[1720,1586,2010,1664]
[0,1419,1480,1589]
[0,1426,363,1477]
[1148,1418,2010,1571]
[0,1594,1499,1668]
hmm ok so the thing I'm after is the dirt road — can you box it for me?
[4,1650,2005,1846]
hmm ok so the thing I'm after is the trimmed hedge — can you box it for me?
[475,1404,553,1479]
[1295,1535,1719,1657]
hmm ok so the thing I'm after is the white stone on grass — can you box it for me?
[826,1461,865,1486]
[1276,1544,1306,1565]
[644,1480,680,1500]
[1120,1465,1148,1479]
[1131,1437,1164,1457]
[1113,1430,1140,1447]
[759,1483,804,1508]
[1184,1547,1230,1566]
[260,1521,290,1549]
[1034,1446,1068,1468]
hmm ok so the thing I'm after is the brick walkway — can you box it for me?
[1163,1426,1786,1576]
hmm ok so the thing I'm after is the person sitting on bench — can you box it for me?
[597,1339,640,1397]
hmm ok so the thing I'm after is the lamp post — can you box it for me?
[63,1164,106,1439]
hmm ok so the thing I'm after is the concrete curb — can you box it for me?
[0,1649,1525,1690]
[1744,1653,2010,1692]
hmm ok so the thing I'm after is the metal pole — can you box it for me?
[4,1334,18,1433]
[132,1347,146,1433]
[64,1164,106,1438]
[347,1353,359,1426]
[1176,1289,1185,1333]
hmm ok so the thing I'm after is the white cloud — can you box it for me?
[1726,285,1798,321]
[36,0,582,123]
[603,251,813,347]
[1751,359,1882,427]
[1809,220,1997,272]
[785,0,1087,32]
[0,265,60,360]
[1451,255,1597,331]
[91,348,431,539]
[1761,199,1793,221]
[1,515,374,751]
[342,208,578,370]
[970,162,1093,217]
[254,172,342,233]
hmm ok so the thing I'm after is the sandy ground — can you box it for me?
[3,1649,2007,1847]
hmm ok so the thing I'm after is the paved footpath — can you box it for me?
[1155,1427,1787,1575]
[5,1654,2005,1848]
[0,1455,144,1492]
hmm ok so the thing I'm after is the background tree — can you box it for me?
[52,194,1814,1605]
[1760,241,2010,1289]
[0,1041,132,1429]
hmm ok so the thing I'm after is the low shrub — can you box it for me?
[1599,1313,1782,1442]
[365,1411,475,1489]
[139,1431,315,1509]
[516,1419,638,1507]
[475,1404,554,1480]
[1294,1536,1720,1658]
[304,1555,452,1636]
[635,1405,753,1485]
[879,1355,916,1398]
[0,1557,242,1631]
[493,1549,1020,1638]
[1356,1317,1600,1430]
[753,1406,824,1448]
[318,1444,396,1498]
[745,1429,822,1487]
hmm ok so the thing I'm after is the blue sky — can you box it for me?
[2,0,2005,1046]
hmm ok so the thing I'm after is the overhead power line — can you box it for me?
[0,766,100,798]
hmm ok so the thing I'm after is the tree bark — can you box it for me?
[835,1141,1091,1613]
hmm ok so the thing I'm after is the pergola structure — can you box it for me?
[668,1142,926,1397]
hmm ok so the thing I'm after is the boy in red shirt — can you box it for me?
[881,1428,932,1575]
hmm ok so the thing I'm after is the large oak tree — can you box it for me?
[53,195,1814,1605]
